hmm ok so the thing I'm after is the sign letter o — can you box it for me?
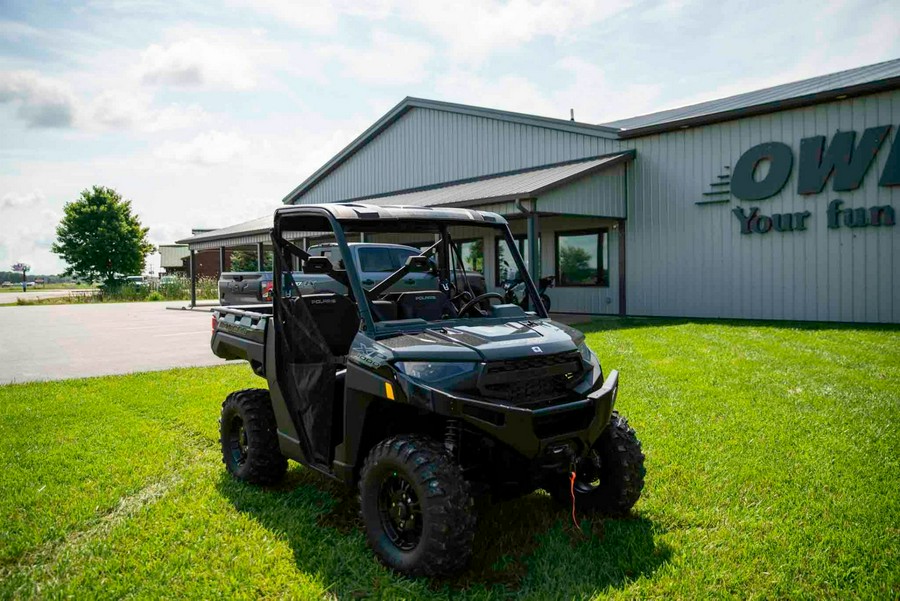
[731,142,793,200]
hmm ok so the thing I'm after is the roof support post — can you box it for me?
[189,249,197,308]
[617,219,626,317]
[256,242,265,271]
[218,246,225,278]
[515,198,540,311]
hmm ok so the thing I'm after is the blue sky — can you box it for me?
[1,0,898,274]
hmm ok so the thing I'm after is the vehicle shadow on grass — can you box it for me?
[218,466,670,598]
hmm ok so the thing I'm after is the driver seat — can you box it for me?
[395,291,458,321]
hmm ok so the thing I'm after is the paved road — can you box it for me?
[0,302,231,384]
[0,288,98,305]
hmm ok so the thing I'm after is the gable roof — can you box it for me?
[282,97,621,205]
[282,60,900,206]
[601,58,900,137]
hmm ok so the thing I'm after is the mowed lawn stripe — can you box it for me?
[0,320,897,599]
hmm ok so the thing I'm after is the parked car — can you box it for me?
[1,281,11,288]
[218,242,486,306]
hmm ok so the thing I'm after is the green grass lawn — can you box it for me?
[0,319,897,599]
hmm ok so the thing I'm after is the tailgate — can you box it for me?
[219,272,268,305]
[211,308,269,372]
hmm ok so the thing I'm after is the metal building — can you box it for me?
[180,59,900,323]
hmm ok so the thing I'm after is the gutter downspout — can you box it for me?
[515,198,541,294]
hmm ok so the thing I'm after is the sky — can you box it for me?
[1,0,898,275]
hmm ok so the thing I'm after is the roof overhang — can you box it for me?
[177,151,633,250]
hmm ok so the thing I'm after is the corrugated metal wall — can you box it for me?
[623,89,899,323]
[294,91,898,323]
[299,108,621,204]
[537,165,626,217]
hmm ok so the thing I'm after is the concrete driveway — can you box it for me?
[0,302,231,384]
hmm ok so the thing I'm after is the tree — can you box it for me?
[51,186,155,285]
[229,250,258,272]
[559,246,593,284]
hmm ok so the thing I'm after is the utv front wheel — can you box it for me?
[359,436,476,576]
[548,411,645,515]
[219,389,287,485]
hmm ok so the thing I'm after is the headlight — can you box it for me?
[394,361,478,385]
[576,340,594,362]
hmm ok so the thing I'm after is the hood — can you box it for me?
[377,319,583,362]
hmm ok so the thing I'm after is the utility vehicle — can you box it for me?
[219,242,486,305]
[211,204,645,577]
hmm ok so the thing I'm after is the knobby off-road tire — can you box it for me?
[548,411,645,515]
[219,388,287,485]
[359,435,476,577]
[540,293,551,312]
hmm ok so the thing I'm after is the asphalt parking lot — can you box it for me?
[0,302,229,384]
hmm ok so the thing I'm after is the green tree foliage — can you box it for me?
[229,250,258,272]
[559,245,594,283]
[51,186,155,285]
[228,250,272,272]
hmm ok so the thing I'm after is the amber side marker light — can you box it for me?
[384,382,395,400]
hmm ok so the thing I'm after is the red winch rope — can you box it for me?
[569,471,583,534]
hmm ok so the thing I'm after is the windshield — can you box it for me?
[271,210,546,338]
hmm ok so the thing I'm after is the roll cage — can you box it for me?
[270,204,548,337]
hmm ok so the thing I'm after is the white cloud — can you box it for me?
[321,31,435,85]
[90,89,210,132]
[229,0,342,33]
[0,190,44,209]
[433,58,662,124]
[155,130,248,165]
[139,37,258,90]
[404,0,632,64]
[0,71,77,128]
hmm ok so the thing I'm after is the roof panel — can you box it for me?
[177,152,632,247]
[600,58,900,134]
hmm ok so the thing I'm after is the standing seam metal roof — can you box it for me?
[348,152,632,208]
[177,152,632,246]
[600,58,900,134]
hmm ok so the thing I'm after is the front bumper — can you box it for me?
[398,369,619,461]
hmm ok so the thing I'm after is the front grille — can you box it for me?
[478,351,583,405]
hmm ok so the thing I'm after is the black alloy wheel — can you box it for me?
[226,414,249,467]
[359,435,476,576]
[377,472,423,551]
[219,389,287,485]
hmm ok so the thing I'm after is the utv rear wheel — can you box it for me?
[359,436,476,577]
[219,389,287,485]
[548,411,645,515]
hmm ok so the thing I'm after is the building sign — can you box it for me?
[699,125,899,233]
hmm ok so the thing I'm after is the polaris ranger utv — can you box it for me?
[211,204,645,577]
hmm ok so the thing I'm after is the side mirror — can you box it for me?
[405,255,431,273]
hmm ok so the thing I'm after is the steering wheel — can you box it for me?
[457,292,504,317]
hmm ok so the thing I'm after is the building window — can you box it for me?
[555,229,608,287]
[495,235,540,285]
[453,239,484,274]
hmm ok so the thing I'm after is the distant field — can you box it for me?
[0,319,897,598]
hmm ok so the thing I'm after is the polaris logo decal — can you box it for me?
[310,298,336,304]
[414,295,437,301]
[531,346,543,353]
